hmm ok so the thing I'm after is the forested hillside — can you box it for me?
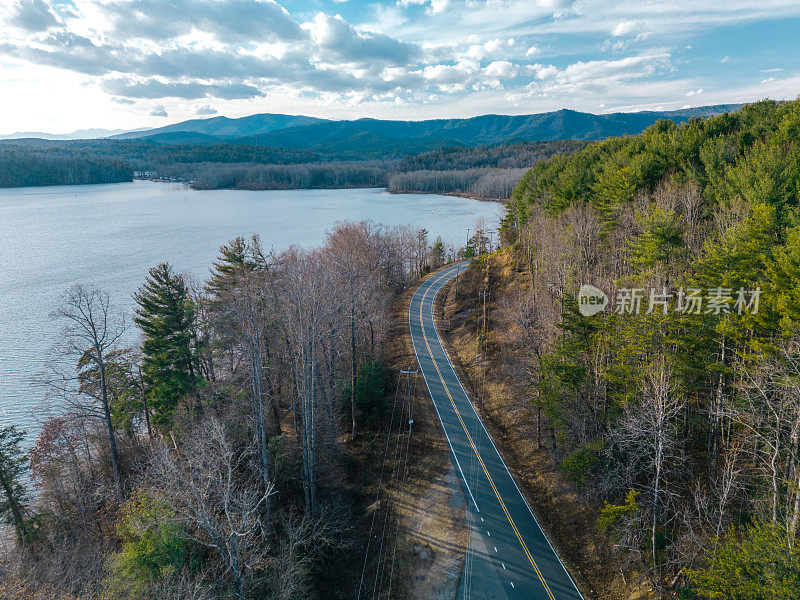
[495,98,800,596]
[0,147,132,187]
[0,138,583,197]
[0,223,456,600]
[0,105,735,193]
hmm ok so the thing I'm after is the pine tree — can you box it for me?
[134,263,199,427]
[0,425,29,538]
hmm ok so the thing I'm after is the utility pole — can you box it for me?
[400,369,418,436]
[480,291,491,340]
[488,230,494,253]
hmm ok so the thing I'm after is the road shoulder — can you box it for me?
[383,272,470,600]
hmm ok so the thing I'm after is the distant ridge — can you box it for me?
[0,127,145,140]
[110,105,744,157]
[3,104,746,159]
[113,113,329,140]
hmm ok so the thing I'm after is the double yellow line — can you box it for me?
[418,267,557,600]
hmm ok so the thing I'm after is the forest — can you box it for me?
[0,139,583,199]
[491,98,800,597]
[0,147,132,187]
[0,222,455,600]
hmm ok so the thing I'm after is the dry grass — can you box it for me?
[381,272,469,600]
[437,252,655,600]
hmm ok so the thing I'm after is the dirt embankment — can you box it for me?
[435,252,654,600]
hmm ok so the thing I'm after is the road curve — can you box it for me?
[409,262,585,600]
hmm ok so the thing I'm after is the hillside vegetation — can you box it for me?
[498,98,800,596]
[0,147,132,187]
[0,139,583,198]
[0,106,735,193]
[0,224,458,600]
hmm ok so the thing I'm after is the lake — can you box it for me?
[0,181,501,441]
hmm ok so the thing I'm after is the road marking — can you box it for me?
[487,531,491,536]
[408,267,480,514]
[502,563,506,570]
[427,281,587,600]
[416,269,558,600]
[510,581,515,589]
[494,546,498,553]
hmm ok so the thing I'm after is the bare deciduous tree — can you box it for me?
[148,418,273,600]
[45,285,128,499]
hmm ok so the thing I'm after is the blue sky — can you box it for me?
[0,0,798,133]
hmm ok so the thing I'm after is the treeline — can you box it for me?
[167,162,389,190]
[387,167,529,199]
[3,139,321,167]
[0,138,584,198]
[500,99,800,596]
[0,147,132,187]
[396,140,587,171]
[0,222,456,600]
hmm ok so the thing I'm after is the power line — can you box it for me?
[357,380,403,600]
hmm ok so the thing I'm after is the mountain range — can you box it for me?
[0,127,146,140]
[109,105,743,158]
[2,104,744,159]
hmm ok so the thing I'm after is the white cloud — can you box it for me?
[612,21,637,36]
[397,0,450,15]
[685,88,703,96]
[150,105,168,117]
[485,60,517,78]
[1,0,800,130]
[483,38,503,53]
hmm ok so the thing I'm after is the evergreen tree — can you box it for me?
[134,263,199,427]
[0,425,29,538]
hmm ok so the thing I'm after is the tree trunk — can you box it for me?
[0,467,25,536]
[350,303,358,441]
[98,356,123,501]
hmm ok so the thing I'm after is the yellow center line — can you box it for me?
[416,266,557,600]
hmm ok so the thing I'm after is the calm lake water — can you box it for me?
[0,181,501,441]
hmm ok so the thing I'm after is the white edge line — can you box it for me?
[409,266,480,514]
[428,263,587,600]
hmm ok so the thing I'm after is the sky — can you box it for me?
[0,0,799,134]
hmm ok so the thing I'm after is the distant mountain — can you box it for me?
[0,127,144,140]
[234,106,745,148]
[114,113,329,140]
[118,105,743,158]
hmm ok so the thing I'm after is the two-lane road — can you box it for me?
[410,263,584,600]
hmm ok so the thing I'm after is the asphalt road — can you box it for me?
[409,262,585,600]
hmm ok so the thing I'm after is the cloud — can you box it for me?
[103,79,265,100]
[2,0,799,124]
[303,13,415,65]
[9,0,58,32]
[104,0,304,44]
[397,0,450,15]
[194,105,218,115]
[685,88,703,96]
[485,60,517,78]
[150,105,168,117]
[612,21,637,36]
[524,54,672,99]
